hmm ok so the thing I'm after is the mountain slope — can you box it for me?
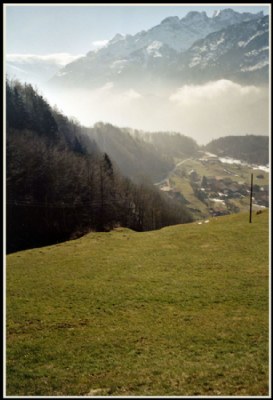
[87,124,200,182]
[179,15,269,84]
[142,131,199,160]
[88,123,175,182]
[49,10,268,90]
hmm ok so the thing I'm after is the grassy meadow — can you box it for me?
[6,211,269,396]
[168,159,269,219]
[179,159,269,187]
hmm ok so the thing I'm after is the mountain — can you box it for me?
[143,9,264,52]
[178,15,269,84]
[49,9,268,90]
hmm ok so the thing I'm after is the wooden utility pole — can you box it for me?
[249,173,253,223]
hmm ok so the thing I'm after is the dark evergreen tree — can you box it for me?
[6,79,193,253]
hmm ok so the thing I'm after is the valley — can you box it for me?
[155,151,269,219]
[5,5,270,397]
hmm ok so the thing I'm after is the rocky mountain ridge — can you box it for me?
[49,9,268,90]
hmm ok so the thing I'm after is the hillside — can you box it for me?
[6,211,269,396]
[6,80,192,253]
[88,123,175,182]
[142,131,199,161]
[205,135,269,165]
[87,125,200,182]
[161,152,269,220]
[6,79,269,252]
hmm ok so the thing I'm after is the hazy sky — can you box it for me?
[5,3,270,143]
[5,4,270,55]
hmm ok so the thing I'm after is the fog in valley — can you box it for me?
[6,5,269,145]
[38,79,268,145]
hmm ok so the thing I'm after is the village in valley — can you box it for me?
[156,152,269,219]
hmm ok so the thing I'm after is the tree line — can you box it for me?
[6,80,193,253]
[205,135,269,166]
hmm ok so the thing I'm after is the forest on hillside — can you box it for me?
[88,123,175,182]
[87,125,200,182]
[6,80,193,253]
[205,135,269,165]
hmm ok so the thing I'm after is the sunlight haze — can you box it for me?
[5,3,270,144]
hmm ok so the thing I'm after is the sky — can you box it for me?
[4,3,270,142]
[5,3,270,55]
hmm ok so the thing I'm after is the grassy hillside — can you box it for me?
[167,158,269,219]
[177,158,269,186]
[6,211,269,396]
[170,175,209,218]
[89,123,175,182]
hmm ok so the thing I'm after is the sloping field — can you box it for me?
[6,211,269,396]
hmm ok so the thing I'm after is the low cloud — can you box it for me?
[6,53,84,66]
[92,40,109,48]
[123,89,142,100]
[167,80,268,143]
[43,79,269,145]
[169,80,261,105]
[44,83,143,128]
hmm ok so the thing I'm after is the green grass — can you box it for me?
[170,175,209,218]
[6,211,269,396]
[229,198,266,214]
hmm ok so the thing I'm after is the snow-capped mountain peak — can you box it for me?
[146,41,164,57]
[212,10,221,18]
[212,8,263,23]
[183,15,268,81]
[49,10,268,90]
[214,8,238,20]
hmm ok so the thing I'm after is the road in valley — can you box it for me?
[154,158,192,186]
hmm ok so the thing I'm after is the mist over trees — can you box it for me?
[142,131,199,160]
[84,124,200,183]
[6,80,193,253]
[88,123,175,182]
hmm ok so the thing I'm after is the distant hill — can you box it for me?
[142,131,199,160]
[87,123,175,182]
[205,135,269,165]
[87,125,199,182]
